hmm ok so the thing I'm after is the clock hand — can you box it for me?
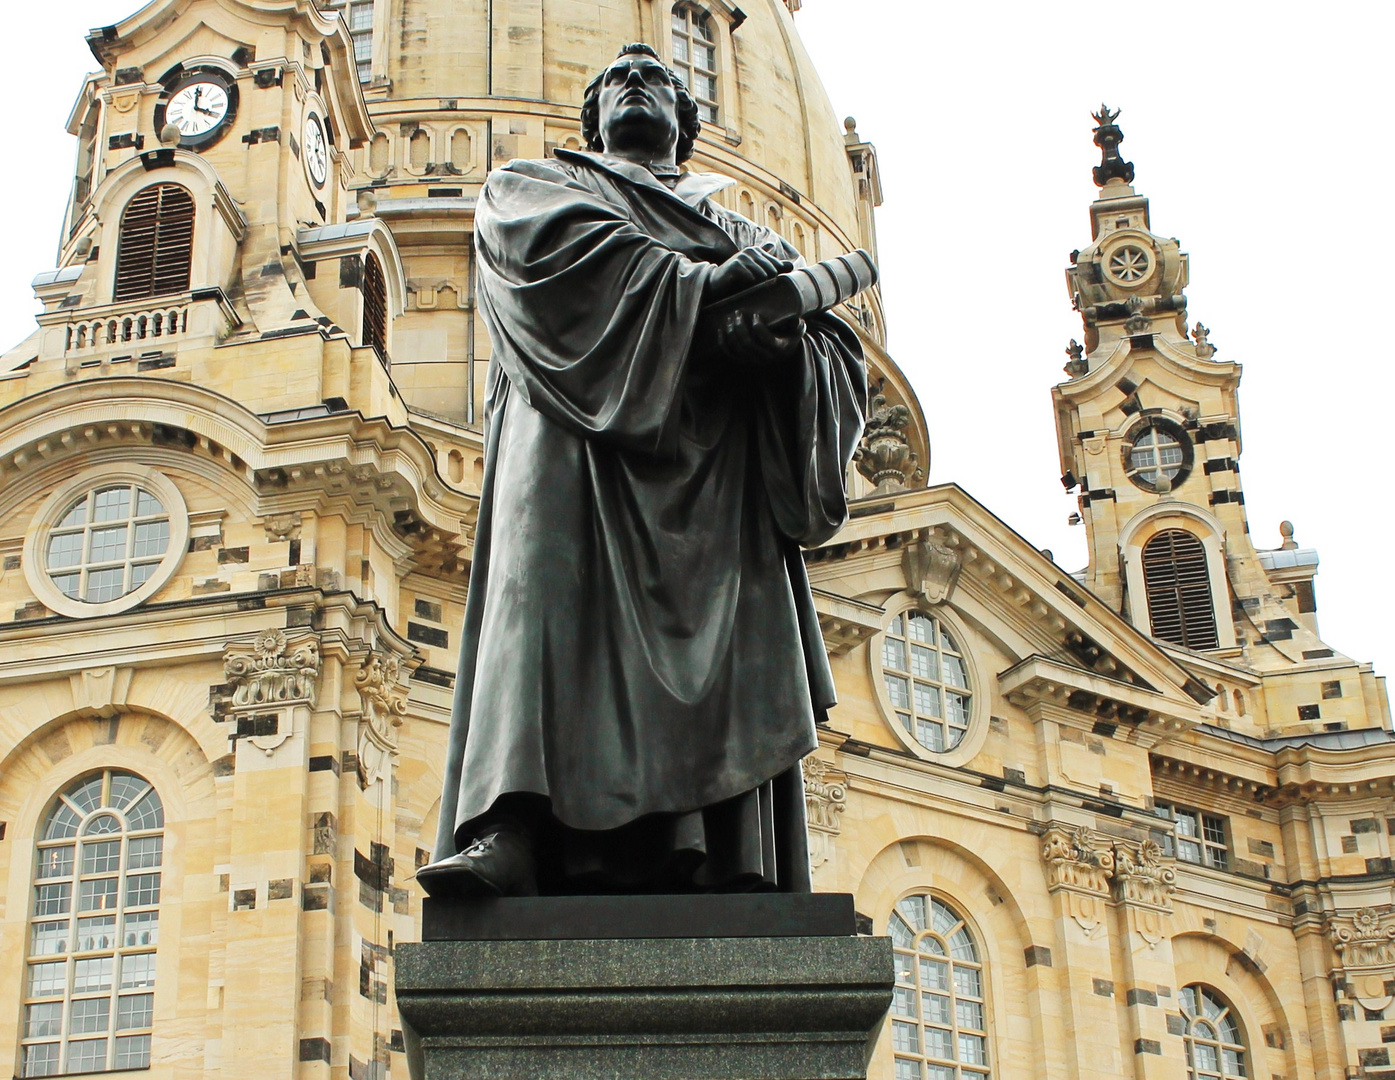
[193,105,218,117]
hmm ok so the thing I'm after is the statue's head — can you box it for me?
[580,43,701,164]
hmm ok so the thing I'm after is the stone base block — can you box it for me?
[396,894,893,1080]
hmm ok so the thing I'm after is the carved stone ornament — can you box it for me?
[1111,838,1178,909]
[855,390,923,494]
[1064,339,1087,378]
[802,756,847,871]
[264,511,302,540]
[903,537,962,605]
[1192,322,1217,360]
[1331,907,1395,970]
[1090,104,1135,187]
[224,629,321,707]
[355,652,409,788]
[1041,824,1115,896]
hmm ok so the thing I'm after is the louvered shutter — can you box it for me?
[1142,530,1219,650]
[113,184,195,302]
[362,252,388,358]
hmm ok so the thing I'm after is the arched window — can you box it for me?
[1141,529,1218,650]
[879,611,973,754]
[888,895,991,1079]
[21,771,164,1077]
[362,252,388,359]
[1180,985,1247,1079]
[671,4,719,124]
[113,183,194,303]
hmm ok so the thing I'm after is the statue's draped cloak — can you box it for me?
[434,150,866,891]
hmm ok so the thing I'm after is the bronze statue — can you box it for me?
[419,43,866,898]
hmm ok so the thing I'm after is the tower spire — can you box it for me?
[1090,104,1135,187]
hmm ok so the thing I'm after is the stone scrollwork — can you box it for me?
[1041,824,1115,895]
[355,652,409,788]
[224,629,321,707]
[1331,907,1395,970]
[803,756,847,870]
[1111,838,1177,909]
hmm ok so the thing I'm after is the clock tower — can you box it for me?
[1053,108,1382,734]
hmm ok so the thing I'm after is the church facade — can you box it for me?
[0,2,1389,1080]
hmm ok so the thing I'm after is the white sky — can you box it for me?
[1,3,1391,686]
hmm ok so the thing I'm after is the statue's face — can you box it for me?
[597,53,679,162]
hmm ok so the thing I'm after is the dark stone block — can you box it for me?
[1361,1048,1392,1068]
[300,1038,331,1062]
[1126,988,1158,1007]
[218,546,250,564]
[424,893,857,942]
[408,621,449,648]
[1024,945,1052,968]
[1353,818,1380,834]
[1367,1007,1387,1022]
[269,878,294,900]
[309,755,339,774]
[1368,857,1394,874]
[233,888,256,911]
[412,666,455,688]
[303,885,331,911]
[415,598,444,622]
[1134,1039,1161,1055]
[1092,978,1114,997]
[1166,1014,1186,1036]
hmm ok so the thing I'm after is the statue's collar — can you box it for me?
[553,148,735,208]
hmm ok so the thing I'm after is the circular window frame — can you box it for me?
[1101,237,1156,289]
[1121,416,1195,493]
[23,465,189,619]
[868,598,987,766]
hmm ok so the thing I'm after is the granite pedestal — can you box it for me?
[396,894,893,1080]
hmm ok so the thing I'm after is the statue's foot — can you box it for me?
[416,830,539,899]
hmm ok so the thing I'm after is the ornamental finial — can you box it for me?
[1091,104,1135,187]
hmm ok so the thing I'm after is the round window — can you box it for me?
[879,610,973,753]
[45,485,171,604]
[1124,418,1194,492]
[23,467,189,618]
[1106,243,1154,285]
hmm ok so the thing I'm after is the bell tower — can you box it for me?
[1052,107,1343,701]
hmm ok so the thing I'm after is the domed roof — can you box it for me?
[375,0,862,245]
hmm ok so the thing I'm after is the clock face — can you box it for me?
[304,113,329,188]
[164,79,231,140]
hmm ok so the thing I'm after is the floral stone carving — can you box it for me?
[1111,839,1177,909]
[855,390,922,493]
[803,756,847,871]
[1332,908,1395,970]
[224,629,321,707]
[356,652,409,787]
[1040,824,1115,895]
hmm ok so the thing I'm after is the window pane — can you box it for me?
[1222,1048,1245,1074]
[83,813,121,836]
[127,790,164,831]
[891,1020,919,1053]
[957,999,985,1029]
[52,573,80,598]
[132,520,169,558]
[923,1026,952,1059]
[120,952,157,989]
[78,878,118,912]
[953,964,982,997]
[1193,1043,1219,1070]
[1178,839,1202,863]
[58,499,89,527]
[82,839,120,874]
[882,637,907,672]
[1175,810,1198,837]
[907,613,934,644]
[117,993,154,1031]
[123,911,159,948]
[30,921,69,957]
[913,682,942,717]
[115,1034,151,1070]
[29,962,67,997]
[134,491,163,516]
[942,654,968,689]
[73,956,113,993]
[946,692,970,726]
[894,1059,921,1080]
[67,1037,107,1072]
[92,487,131,521]
[68,778,104,814]
[21,1042,60,1077]
[126,873,162,907]
[897,895,927,931]
[45,804,81,840]
[888,914,914,948]
[36,846,74,879]
[926,1067,954,1080]
[894,952,914,984]
[919,958,949,989]
[892,986,917,1017]
[25,1002,64,1038]
[914,718,945,752]
[923,992,950,1024]
[129,836,163,869]
[1202,816,1226,844]
[85,566,127,603]
[76,915,117,952]
[949,929,977,961]
[89,526,129,563]
[910,645,938,680]
[885,674,910,709]
[69,997,110,1035]
[887,614,903,637]
[46,533,83,570]
[958,1032,987,1065]
[34,883,71,917]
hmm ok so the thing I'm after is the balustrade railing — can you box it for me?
[64,305,188,354]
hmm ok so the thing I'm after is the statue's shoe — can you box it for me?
[415,830,539,898]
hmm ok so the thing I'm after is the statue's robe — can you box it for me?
[433,149,866,892]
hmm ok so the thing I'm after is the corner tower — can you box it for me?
[1053,107,1388,736]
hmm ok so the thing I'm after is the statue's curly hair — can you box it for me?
[579,43,702,164]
